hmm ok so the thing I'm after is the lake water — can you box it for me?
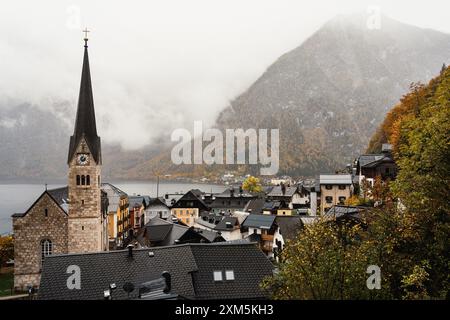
[0,181,227,235]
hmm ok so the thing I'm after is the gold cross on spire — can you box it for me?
[83,28,90,47]
[83,28,90,39]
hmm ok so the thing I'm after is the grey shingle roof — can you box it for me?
[38,243,273,300]
[275,216,304,241]
[267,185,298,197]
[190,243,273,299]
[319,174,352,185]
[242,214,276,229]
[324,205,366,220]
[11,188,69,218]
[38,245,197,300]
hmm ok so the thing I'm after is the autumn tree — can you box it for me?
[0,235,14,272]
[242,175,262,193]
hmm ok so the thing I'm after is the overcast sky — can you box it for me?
[1,0,449,149]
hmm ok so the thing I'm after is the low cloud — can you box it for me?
[1,0,449,149]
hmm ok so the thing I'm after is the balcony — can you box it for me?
[261,234,274,242]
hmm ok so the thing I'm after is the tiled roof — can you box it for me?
[38,243,273,300]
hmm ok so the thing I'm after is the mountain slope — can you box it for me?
[1,14,450,180]
[213,14,450,176]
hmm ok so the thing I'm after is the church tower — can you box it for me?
[67,33,104,253]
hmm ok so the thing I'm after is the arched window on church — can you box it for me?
[81,175,85,185]
[76,175,80,185]
[41,239,53,260]
[86,175,90,186]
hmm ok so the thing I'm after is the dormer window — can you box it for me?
[225,270,235,281]
[213,271,223,281]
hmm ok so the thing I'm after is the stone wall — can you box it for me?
[12,192,68,291]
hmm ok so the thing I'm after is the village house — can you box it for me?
[194,212,243,241]
[137,217,224,247]
[170,189,210,227]
[354,143,397,193]
[102,183,130,249]
[208,187,255,215]
[142,197,171,224]
[319,174,353,214]
[241,214,282,259]
[128,195,151,232]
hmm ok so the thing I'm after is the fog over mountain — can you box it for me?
[1,13,449,179]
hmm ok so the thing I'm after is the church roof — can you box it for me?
[68,40,102,164]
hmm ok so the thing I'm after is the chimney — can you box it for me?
[382,143,393,154]
[127,244,134,258]
[162,271,171,293]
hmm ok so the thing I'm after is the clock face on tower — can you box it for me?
[77,154,89,165]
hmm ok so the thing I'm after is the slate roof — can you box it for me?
[68,42,102,165]
[214,217,239,231]
[242,214,276,229]
[39,245,198,300]
[189,243,273,299]
[319,174,352,185]
[38,243,273,300]
[267,185,298,197]
[128,196,147,209]
[140,217,222,246]
[323,205,367,220]
[11,187,69,218]
[147,197,170,209]
[101,183,128,212]
[171,190,209,210]
[244,198,265,214]
[357,155,386,167]
[275,216,304,241]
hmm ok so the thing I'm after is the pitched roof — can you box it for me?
[38,243,273,300]
[147,197,170,209]
[11,188,68,218]
[267,185,298,197]
[244,198,265,214]
[68,41,101,164]
[171,190,209,210]
[190,243,273,299]
[242,214,276,229]
[214,217,239,231]
[319,174,352,185]
[101,183,128,212]
[39,245,198,300]
[323,205,367,220]
[275,216,304,241]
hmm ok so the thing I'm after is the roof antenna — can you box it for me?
[45,183,48,191]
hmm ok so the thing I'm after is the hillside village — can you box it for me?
[1,33,404,300]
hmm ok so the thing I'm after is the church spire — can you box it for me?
[68,30,102,164]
